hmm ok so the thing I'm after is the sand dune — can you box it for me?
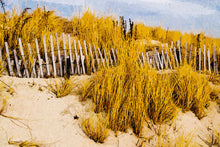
[0,76,219,147]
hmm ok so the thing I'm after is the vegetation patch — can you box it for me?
[47,77,78,98]
[81,115,109,143]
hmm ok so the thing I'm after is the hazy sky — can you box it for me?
[5,0,220,37]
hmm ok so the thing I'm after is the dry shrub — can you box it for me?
[172,65,212,119]
[210,86,220,101]
[146,72,177,124]
[82,54,177,135]
[81,115,109,143]
[208,73,220,85]
[159,133,196,147]
[47,77,77,98]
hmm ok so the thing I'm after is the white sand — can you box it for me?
[0,76,219,147]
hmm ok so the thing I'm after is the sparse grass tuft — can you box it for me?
[199,127,220,147]
[81,115,109,143]
[47,77,78,98]
[8,137,44,147]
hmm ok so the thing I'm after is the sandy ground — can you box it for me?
[0,76,219,147]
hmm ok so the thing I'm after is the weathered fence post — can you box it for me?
[62,33,67,74]
[145,52,151,68]
[185,42,187,63]
[138,54,143,67]
[170,42,175,68]
[178,40,182,65]
[199,48,201,72]
[43,35,50,76]
[207,49,211,73]
[154,48,160,70]
[93,44,100,67]
[194,47,197,70]
[109,50,113,66]
[74,40,80,74]
[0,47,2,62]
[141,52,145,64]
[204,45,206,72]
[50,35,57,77]
[13,49,21,77]
[161,45,167,69]
[28,44,37,78]
[189,44,192,64]
[103,48,109,67]
[174,47,179,68]
[84,40,88,57]
[55,33,63,76]
[35,38,43,78]
[89,43,96,72]
[111,48,117,66]
[213,46,218,73]
[166,48,172,70]
[157,52,163,69]
[68,34,74,74]
[152,58,156,69]
[18,38,29,78]
[98,48,105,67]
[78,40,86,74]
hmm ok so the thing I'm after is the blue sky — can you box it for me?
[5,0,220,38]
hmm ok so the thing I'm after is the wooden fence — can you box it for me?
[1,33,220,78]
[138,42,219,74]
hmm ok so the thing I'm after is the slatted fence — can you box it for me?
[2,34,220,78]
